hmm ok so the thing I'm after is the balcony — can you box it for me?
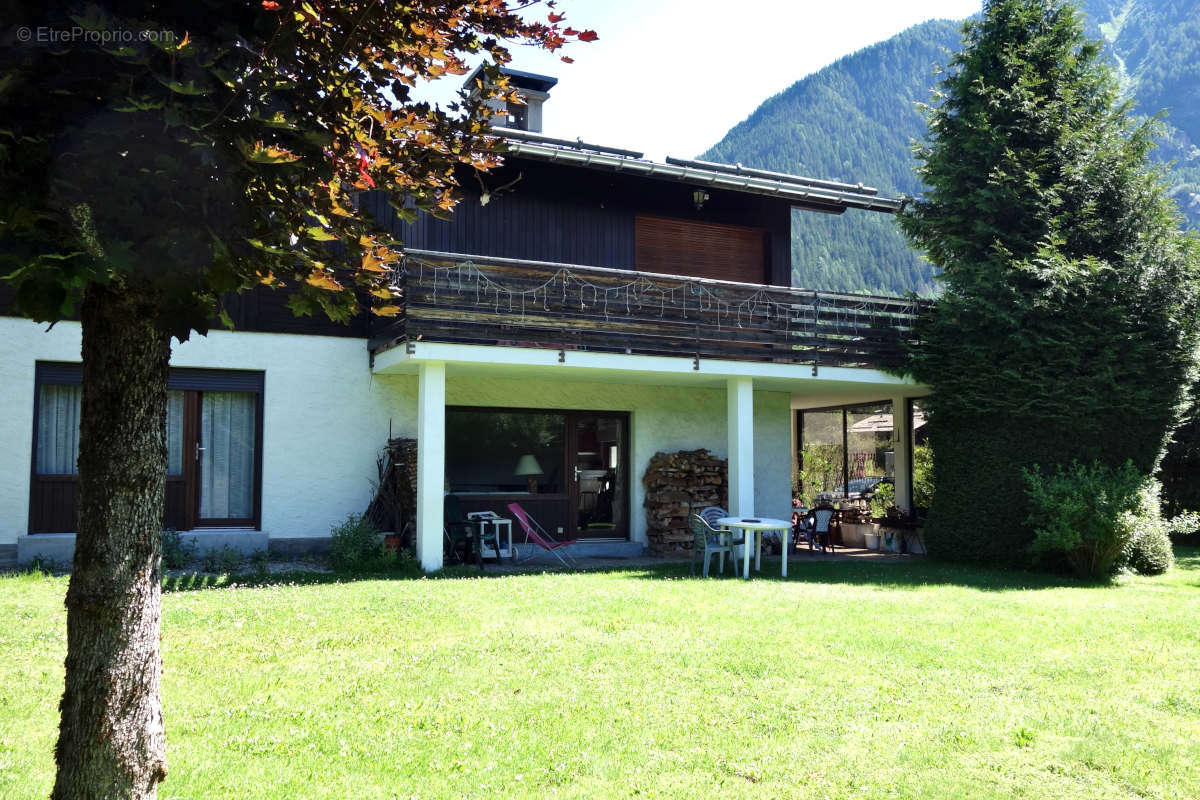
[370,249,927,371]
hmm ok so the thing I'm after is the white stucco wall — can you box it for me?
[1,316,790,548]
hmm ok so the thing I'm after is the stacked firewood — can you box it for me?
[365,437,418,535]
[642,449,728,554]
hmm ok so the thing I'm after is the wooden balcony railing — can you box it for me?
[370,249,927,370]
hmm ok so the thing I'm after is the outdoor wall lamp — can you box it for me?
[692,189,709,211]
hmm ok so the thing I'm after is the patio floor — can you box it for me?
[481,545,923,572]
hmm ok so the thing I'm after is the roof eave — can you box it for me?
[502,140,904,214]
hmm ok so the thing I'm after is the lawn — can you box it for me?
[3,551,1200,799]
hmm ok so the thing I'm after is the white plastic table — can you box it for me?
[717,517,792,579]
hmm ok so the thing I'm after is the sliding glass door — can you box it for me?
[445,408,630,540]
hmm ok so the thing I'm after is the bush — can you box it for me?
[161,528,195,570]
[912,444,934,512]
[1116,481,1194,576]
[1024,460,1144,579]
[1126,527,1174,576]
[199,545,241,574]
[330,513,386,571]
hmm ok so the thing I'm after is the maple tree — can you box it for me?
[0,2,592,798]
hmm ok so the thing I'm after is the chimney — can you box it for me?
[463,66,557,134]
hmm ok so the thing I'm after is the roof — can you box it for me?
[462,65,559,94]
[493,128,905,215]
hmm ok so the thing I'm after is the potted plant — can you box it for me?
[868,482,899,551]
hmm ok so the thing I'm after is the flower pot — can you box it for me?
[864,532,880,550]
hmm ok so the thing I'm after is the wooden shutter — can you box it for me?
[635,216,766,284]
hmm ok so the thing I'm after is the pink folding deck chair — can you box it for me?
[507,503,579,567]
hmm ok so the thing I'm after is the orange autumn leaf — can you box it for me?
[306,272,344,291]
[360,250,388,272]
[577,30,599,42]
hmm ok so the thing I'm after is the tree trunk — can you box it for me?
[53,284,170,800]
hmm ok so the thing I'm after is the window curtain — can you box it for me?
[36,384,81,474]
[39,387,186,476]
[199,392,256,519]
[166,390,184,475]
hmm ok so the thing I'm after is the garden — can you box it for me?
[4,548,1200,799]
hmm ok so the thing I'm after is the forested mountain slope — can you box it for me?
[703,1,1200,296]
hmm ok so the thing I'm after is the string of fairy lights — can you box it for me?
[397,255,922,340]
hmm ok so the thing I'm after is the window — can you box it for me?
[797,400,895,503]
[444,407,631,541]
[29,363,264,533]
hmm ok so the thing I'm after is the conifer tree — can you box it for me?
[898,0,1200,565]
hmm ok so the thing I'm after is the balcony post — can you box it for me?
[727,376,755,516]
[416,361,446,572]
[892,395,911,513]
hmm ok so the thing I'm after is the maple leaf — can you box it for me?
[577,30,599,42]
[262,1,281,10]
[548,12,565,23]
[306,272,344,291]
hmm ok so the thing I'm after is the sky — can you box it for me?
[417,0,984,161]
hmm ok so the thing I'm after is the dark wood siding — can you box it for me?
[374,158,795,287]
[1,284,367,339]
[635,216,766,283]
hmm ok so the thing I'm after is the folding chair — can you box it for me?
[507,503,578,567]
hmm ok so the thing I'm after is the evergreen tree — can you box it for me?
[898,0,1200,566]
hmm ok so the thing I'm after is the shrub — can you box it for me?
[1024,460,1144,579]
[1126,527,1174,576]
[199,545,242,574]
[1116,481,1195,576]
[161,528,194,570]
[912,444,934,512]
[219,546,241,574]
[330,513,384,571]
[249,549,270,576]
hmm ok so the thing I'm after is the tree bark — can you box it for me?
[53,284,170,800]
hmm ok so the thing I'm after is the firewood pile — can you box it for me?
[642,449,728,554]
[365,437,418,537]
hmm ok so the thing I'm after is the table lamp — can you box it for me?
[514,454,544,493]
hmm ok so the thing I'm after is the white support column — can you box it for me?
[727,376,755,516]
[416,361,446,572]
[892,396,911,513]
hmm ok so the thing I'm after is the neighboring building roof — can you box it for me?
[493,128,904,215]
[461,64,559,93]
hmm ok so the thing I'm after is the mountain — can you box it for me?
[703,0,1200,296]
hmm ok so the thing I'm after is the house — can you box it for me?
[0,68,928,571]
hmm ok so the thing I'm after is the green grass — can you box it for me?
[3,551,1200,799]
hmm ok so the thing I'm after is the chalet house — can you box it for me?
[0,68,928,570]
